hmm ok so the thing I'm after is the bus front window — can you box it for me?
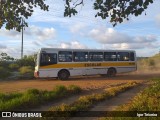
[40,53,57,66]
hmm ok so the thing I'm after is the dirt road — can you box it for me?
[0,73,159,93]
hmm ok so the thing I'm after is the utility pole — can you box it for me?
[21,18,24,59]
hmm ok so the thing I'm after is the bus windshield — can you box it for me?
[40,53,57,66]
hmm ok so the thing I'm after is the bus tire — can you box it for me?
[107,68,116,77]
[58,70,70,80]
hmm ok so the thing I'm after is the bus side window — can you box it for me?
[73,52,88,62]
[130,52,135,61]
[59,51,72,62]
[89,52,103,61]
[104,52,117,61]
[117,52,129,61]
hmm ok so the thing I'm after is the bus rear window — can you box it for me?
[40,53,57,66]
[117,52,129,61]
[130,52,135,61]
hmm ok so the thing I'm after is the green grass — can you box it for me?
[47,82,138,119]
[101,78,160,120]
[0,85,81,111]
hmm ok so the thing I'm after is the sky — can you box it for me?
[0,0,160,58]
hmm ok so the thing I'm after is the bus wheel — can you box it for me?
[58,70,70,80]
[107,68,116,77]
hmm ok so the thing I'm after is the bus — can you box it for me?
[34,48,137,80]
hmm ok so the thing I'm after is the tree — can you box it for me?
[64,0,155,26]
[0,0,154,32]
[0,0,49,32]
[0,52,14,61]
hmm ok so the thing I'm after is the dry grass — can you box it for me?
[101,78,160,120]
[45,82,139,119]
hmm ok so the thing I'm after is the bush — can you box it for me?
[16,55,35,67]
[19,66,33,74]
[148,59,155,66]
[19,66,34,78]
[0,67,11,79]
[9,63,19,71]
[0,61,10,69]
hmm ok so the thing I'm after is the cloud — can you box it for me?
[155,14,160,27]
[0,47,19,58]
[89,28,132,44]
[113,43,142,49]
[32,41,42,46]
[0,26,56,41]
[25,26,56,40]
[46,41,88,49]
[0,44,7,49]
[60,41,88,49]
[88,27,158,50]
[111,42,157,49]
[89,28,157,44]
[0,29,21,39]
[102,43,143,50]
[70,23,86,34]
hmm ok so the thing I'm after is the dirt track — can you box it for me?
[0,73,159,93]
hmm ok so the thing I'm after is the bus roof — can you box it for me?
[40,48,136,52]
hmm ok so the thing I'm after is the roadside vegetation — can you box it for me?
[0,85,81,111]
[101,78,160,120]
[46,82,138,118]
[137,54,160,72]
[0,52,35,79]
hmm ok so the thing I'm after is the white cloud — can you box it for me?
[0,44,7,49]
[0,29,21,39]
[110,41,160,50]
[89,27,158,50]
[46,41,88,49]
[60,41,88,49]
[0,47,19,58]
[112,43,146,49]
[32,41,42,46]
[70,23,86,34]
[155,14,160,27]
[0,42,40,58]
[0,26,56,41]
[102,43,143,50]
[89,28,132,44]
[89,28,157,44]
[25,26,56,41]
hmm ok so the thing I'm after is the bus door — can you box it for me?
[39,52,57,77]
